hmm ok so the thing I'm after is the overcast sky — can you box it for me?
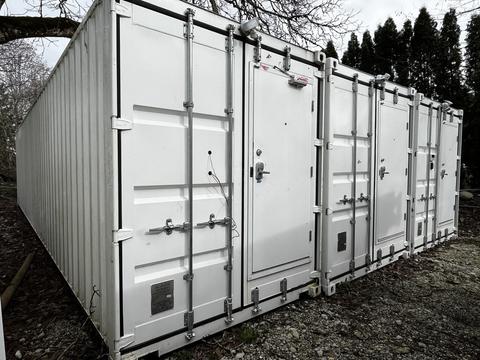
[1,0,477,68]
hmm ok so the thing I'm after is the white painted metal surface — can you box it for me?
[16,0,115,352]
[15,0,462,358]
[320,60,462,294]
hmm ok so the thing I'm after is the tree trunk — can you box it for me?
[0,16,80,44]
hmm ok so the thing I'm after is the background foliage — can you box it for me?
[0,3,480,187]
[341,7,479,187]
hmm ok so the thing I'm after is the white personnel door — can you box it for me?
[374,99,409,248]
[247,61,314,277]
[437,119,458,226]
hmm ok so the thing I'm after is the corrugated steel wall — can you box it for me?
[16,0,114,343]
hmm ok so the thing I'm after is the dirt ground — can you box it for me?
[1,182,480,360]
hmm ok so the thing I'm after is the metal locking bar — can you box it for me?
[367,79,375,269]
[376,249,383,266]
[350,74,359,276]
[454,112,463,231]
[251,287,261,314]
[432,105,443,240]
[254,36,262,62]
[423,104,434,246]
[224,24,235,325]
[283,46,291,71]
[393,87,399,104]
[196,213,229,229]
[280,278,287,302]
[147,218,189,235]
[183,8,195,341]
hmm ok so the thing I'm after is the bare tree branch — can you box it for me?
[0,16,79,44]
[458,6,480,15]
[209,0,219,14]
[188,0,359,48]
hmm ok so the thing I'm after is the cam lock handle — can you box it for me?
[196,213,229,229]
[147,218,189,235]
[379,166,390,180]
[255,161,271,182]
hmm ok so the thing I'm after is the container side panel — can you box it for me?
[15,0,114,345]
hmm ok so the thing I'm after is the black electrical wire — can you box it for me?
[208,154,240,239]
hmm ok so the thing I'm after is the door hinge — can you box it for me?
[310,166,314,177]
[313,205,321,213]
[111,116,133,130]
[311,100,315,112]
[406,122,409,130]
[405,168,408,176]
[113,228,133,244]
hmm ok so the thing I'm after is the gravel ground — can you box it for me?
[1,182,480,360]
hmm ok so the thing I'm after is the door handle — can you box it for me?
[379,166,390,180]
[255,161,270,182]
[441,169,448,178]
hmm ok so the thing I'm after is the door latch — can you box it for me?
[379,166,389,180]
[196,213,229,229]
[255,161,270,182]
[441,169,448,179]
[357,193,369,202]
[147,218,189,235]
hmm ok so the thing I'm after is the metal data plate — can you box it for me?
[151,280,174,315]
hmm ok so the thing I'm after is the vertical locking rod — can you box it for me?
[366,79,374,269]
[350,74,359,275]
[454,114,463,231]
[432,106,443,243]
[423,103,434,246]
[408,94,420,253]
[224,24,235,324]
[183,8,195,341]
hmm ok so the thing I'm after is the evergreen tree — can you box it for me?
[342,33,361,68]
[436,9,464,106]
[464,14,480,186]
[410,7,438,97]
[359,31,375,74]
[324,40,338,59]
[374,18,398,78]
[396,20,413,87]
[466,14,480,97]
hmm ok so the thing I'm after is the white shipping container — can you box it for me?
[319,61,463,294]
[15,0,462,358]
